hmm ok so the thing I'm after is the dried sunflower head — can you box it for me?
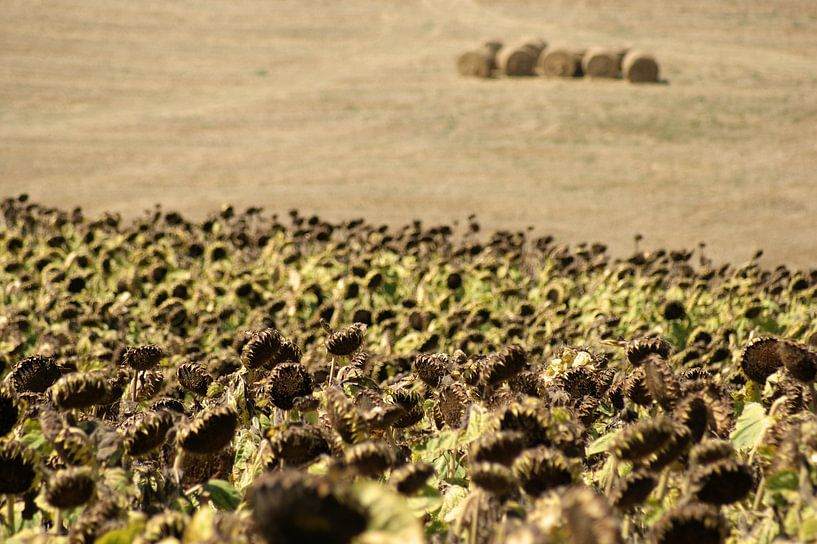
[0,384,21,437]
[8,354,62,393]
[740,336,782,383]
[436,382,472,429]
[0,439,38,495]
[644,355,680,409]
[45,466,96,509]
[241,328,283,369]
[266,362,313,410]
[513,447,574,496]
[481,345,527,386]
[689,439,736,466]
[610,469,656,512]
[498,400,550,447]
[389,463,435,495]
[626,337,672,366]
[274,337,303,366]
[68,499,123,544]
[265,425,330,468]
[249,469,368,544]
[325,322,366,356]
[779,339,817,383]
[325,386,367,444]
[652,503,726,544]
[134,370,165,401]
[470,430,526,466]
[343,440,397,478]
[176,361,213,396]
[622,367,653,406]
[123,410,174,457]
[50,372,112,410]
[470,462,518,496]
[53,426,94,466]
[561,485,622,544]
[609,415,676,463]
[178,405,238,455]
[123,344,164,371]
[674,395,710,443]
[412,353,450,387]
[690,458,754,505]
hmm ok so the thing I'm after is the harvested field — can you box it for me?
[1,0,816,266]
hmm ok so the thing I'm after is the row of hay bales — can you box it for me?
[457,38,660,83]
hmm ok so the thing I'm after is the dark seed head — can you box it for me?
[611,469,656,511]
[412,353,449,387]
[123,344,165,371]
[626,337,672,366]
[470,462,518,496]
[176,361,213,396]
[436,382,471,429]
[0,385,21,437]
[249,470,368,544]
[622,367,653,406]
[45,466,96,509]
[469,430,526,466]
[689,440,736,466]
[326,323,366,356]
[267,362,313,410]
[513,447,574,496]
[50,372,112,410]
[241,328,283,369]
[390,463,435,495]
[610,415,676,463]
[740,336,782,383]
[8,354,61,393]
[653,503,726,544]
[142,511,187,543]
[674,395,710,443]
[0,440,38,495]
[779,339,817,383]
[691,459,754,505]
[343,440,397,478]
[178,405,238,454]
[123,410,174,457]
[266,425,330,468]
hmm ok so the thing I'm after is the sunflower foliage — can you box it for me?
[0,196,816,543]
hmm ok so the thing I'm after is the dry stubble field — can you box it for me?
[1,0,816,266]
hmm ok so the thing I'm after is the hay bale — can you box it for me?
[499,39,546,77]
[622,50,660,83]
[457,43,501,78]
[582,47,626,79]
[538,47,584,78]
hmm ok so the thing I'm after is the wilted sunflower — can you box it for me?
[50,372,112,410]
[137,511,188,544]
[266,425,330,468]
[123,344,164,371]
[0,439,38,495]
[412,353,450,387]
[690,458,754,505]
[609,415,676,464]
[626,337,672,366]
[622,367,653,406]
[8,354,61,393]
[436,382,472,429]
[324,321,367,356]
[0,384,21,437]
[513,447,574,496]
[470,462,518,496]
[644,355,680,409]
[123,410,174,457]
[778,339,817,383]
[652,503,726,544]
[343,440,397,478]
[674,394,710,443]
[498,400,550,448]
[325,386,367,444]
[610,469,656,511]
[249,470,368,544]
[390,463,434,495]
[241,328,283,369]
[45,466,96,510]
[689,439,737,466]
[740,336,782,383]
[265,362,313,410]
[176,361,213,396]
[470,430,525,466]
[178,405,238,455]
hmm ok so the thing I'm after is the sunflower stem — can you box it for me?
[605,456,619,496]
[753,474,767,511]
[54,509,63,535]
[131,371,140,403]
[5,496,13,535]
[656,469,670,503]
[328,357,336,386]
[173,449,185,487]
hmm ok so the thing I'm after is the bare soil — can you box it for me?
[1,0,816,266]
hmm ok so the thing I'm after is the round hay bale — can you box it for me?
[582,47,624,79]
[457,44,500,78]
[498,42,541,77]
[622,50,660,83]
[538,47,583,78]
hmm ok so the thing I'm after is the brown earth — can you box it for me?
[1,0,816,266]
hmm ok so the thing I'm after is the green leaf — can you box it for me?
[96,516,145,544]
[767,469,799,492]
[353,481,424,544]
[730,402,770,451]
[586,430,617,457]
[203,479,242,511]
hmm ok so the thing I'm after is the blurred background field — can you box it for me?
[0,0,815,266]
